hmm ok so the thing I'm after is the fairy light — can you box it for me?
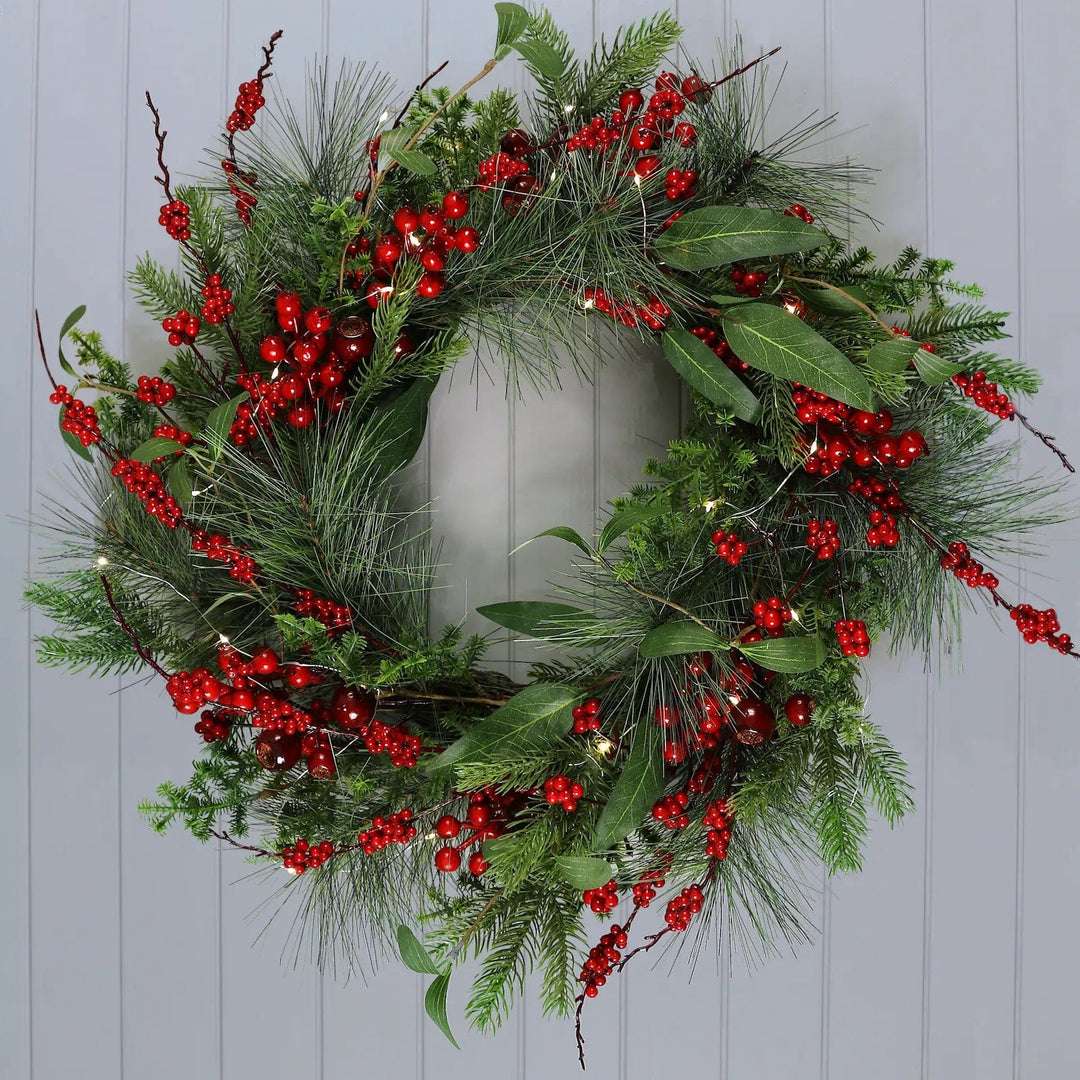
[271,364,281,380]
[564,103,576,113]
[218,633,230,645]
[379,110,390,123]
[594,736,615,757]
[728,693,741,705]
[790,609,802,623]
[95,555,109,568]
[582,297,595,310]
[782,295,802,315]
[702,498,719,512]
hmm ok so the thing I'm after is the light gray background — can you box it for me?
[3,1,1078,1077]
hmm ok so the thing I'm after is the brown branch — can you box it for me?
[34,309,59,391]
[391,58,450,128]
[99,574,171,679]
[1015,411,1076,474]
[782,273,896,334]
[709,46,782,90]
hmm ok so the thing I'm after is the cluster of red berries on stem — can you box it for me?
[583,286,671,331]
[952,370,1016,420]
[221,159,258,225]
[158,199,190,241]
[664,884,705,931]
[112,458,183,527]
[190,529,260,584]
[572,697,602,734]
[806,518,840,559]
[784,202,815,224]
[691,326,749,373]
[200,274,234,324]
[799,395,928,477]
[579,923,628,998]
[136,375,177,407]
[166,667,226,714]
[664,167,697,200]
[150,424,191,459]
[433,786,529,876]
[730,264,768,297]
[652,790,690,830]
[583,878,620,914]
[161,309,200,346]
[712,527,748,565]
[50,387,101,447]
[357,809,417,854]
[544,774,584,811]
[753,596,792,637]
[835,618,871,658]
[938,541,1000,589]
[281,839,334,875]
[866,509,901,548]
[294,588,353,636]
[1010,605,1073,654]
[703,799,732,860]
[194,709,231,742]
[317,685,420,768]
[631,866,668,908]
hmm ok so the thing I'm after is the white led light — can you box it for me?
[95,555,109,568]
[218,633,230,645]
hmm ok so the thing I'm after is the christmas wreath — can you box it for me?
[28,5,1076,1061]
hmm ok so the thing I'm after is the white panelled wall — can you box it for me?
[3,0,1078,1077]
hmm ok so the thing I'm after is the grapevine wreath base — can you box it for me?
[29,5,1076,1062]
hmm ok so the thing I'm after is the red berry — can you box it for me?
[442,190,469,219]
[434,846,461,873]
[435,815,461,839]
[784,694,815,727]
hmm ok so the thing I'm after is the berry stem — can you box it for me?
[782,272,896,334]
[99,574,171,679]
[1015,410,1076,474]
[391,58,451,129]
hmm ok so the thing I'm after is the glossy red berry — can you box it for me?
[442,190,469,219]
[455,226,480,253]
[468,851,489,876]
[393,206,420,234]
[727,698,776,745]
[417,272,446,299]
[435,815,461,839]
[434,846,461,873]
[784,694,815,726]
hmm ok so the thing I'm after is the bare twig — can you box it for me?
[99,574,171,679]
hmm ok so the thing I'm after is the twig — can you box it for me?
[99,574,171,679]
[391,59,450,129]
[385,688,515,708]
[782,272,895,334]
[453,888,505,958]
[708,45,782,90]
[621,578,716,634]
[1015,411,1076,473]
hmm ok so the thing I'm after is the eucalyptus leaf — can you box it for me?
[511,524,592,557]
[57,304,87,377]
[130,437,184,463]
[203,392,249,459]
[654,206,825,271]
[167,456,192,509]
[425,973,460,1049]
[513,37,566,78]
[799,283,873,317]
[866,338,921,374]
[477,600,592,637]
[738,634,826,673]
[598,501,668,553]
[391,148,437,176]
[494,2,531,49]
[379,126,415,154]
[592,738,665,851]
[724,303,875,411]
[369,376,438,476]
[639,620,725,658]
[430,683,577,772]
[912,348,966,385]
[662,330,761,422]
[58,406,93,462]
[554,855,614,891]
[396,924,442,976]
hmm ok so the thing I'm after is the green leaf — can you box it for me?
[866,338,921,374]
[912,348,966,386]
[130,437,184,463]
[592,738,665,851]
[598,501,668,553]
[738,635,826,673]
[799,284,873,317]
[58,406,93,462]
[391,148,437,176]
[554,855,614,891]
[662,330,761,422]
[494,2,531,51]
[653,206,825,271]
[639,620,725,658]
[477,601,594,637]
[430,683,577,773]
[708,294,760,307]
[57,304,87,377]
[511,524,593,557]
[167,456,193,509]
[203,392,249,458]
[379,126,415,154]
[513,37,566,78]
[369,376,438,476]
[724,303,875,411]
[425,973,460,1049]
[396,924,442,976]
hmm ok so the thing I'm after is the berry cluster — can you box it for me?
[194,709,231,742]
[730,263,768,297]
[111,458,183,527]
[652,790,690,830]
[663,884,704,931]
[572,697,602,734]
[702,799,732,860]
[166,668,225,714]
[806,518,840,559]
[784,202,815,224]
[865,509,900,548]
[544,774,584,812]
[294,588,353,635]
[136,374,177,407]
[50,387,102,447]
[711,528,748,565]
[190,529,259,584]
[1010,605,1073,654]
[835,618,871,658]
[690,326,749,373]
[158,199,190,242]
[221,159,258,225]
[475,151,531,190]
[150,424,191,459]
[320,685,419,767]
[227,77,267,134]
[752,596,792,637]
[583,878,620,914]
[664,167,697,200]
[200,274,234,324]
[357,809,417,854]
[161,309,200,346]
[801,401,928,477]
[583,286,671,331]
[632,866,668,908]
[953,370,1016,420]
[847,475,907,515]
[281,839,334,875]
[939,541,999,589]
[579,923,628,998]
[433,786,529,875]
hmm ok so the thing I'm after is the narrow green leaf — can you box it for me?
[379,126,416,154]
[866,338,921,374]
[724,303,875,411]
[554,855,614,891]
[392,148,437,176]
[912,348,966,386]
[598,501,668,553]
[653,206,825,271]
[203,392,249,458]
[511,524,593,557]
[592,738,665,851]
[513,37,566,78]
[708,294,760,307]
[798,284,873,317]
[738,635,826,673]
[639,620,725,658]
[167,456,192,510]
[494,2,531,49]
[477,601,589,636]
[425,973,460,1049]
[130,437,184,463]
[369,376,438,476]
[662,330,761,422]
[58,406,93,462]
[397,924,442,976]
[57,304,87,377]
[430,683,577,773]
